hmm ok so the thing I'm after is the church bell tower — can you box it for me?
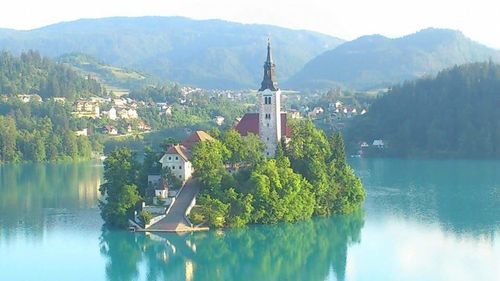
[258,39,282,157]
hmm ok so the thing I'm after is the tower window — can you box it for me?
[266,123,270,127]
[264,96,271,105]
[265,113,271,119]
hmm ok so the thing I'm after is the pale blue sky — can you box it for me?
[1,0,499,48]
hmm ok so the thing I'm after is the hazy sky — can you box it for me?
[1,0,499,48]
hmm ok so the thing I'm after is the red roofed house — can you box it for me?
[234,40,291,157]
[159,131,214,183]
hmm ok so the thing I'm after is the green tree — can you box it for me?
[99,148,141,228]
[0,116,18,162]
[198,195,229,228]
[191,139,230,193]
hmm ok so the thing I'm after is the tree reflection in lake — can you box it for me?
[99,211,364,281]
[0,161,102,240]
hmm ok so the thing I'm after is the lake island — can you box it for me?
[99,41,365,231]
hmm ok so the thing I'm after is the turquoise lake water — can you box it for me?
[0,159,498,281]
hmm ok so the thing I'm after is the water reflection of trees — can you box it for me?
[0,162,102,240]
[352,158,500,238]
[99,211,364,281]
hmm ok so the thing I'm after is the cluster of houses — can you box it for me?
[73,97,140,120]
[305,100,367,120]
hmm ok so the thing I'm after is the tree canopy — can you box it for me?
[347,62,500,158]
[99,148,141,228]
[0,50,104,100]
[190,119,365,228]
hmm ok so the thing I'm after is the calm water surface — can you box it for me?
[0,159,498,281]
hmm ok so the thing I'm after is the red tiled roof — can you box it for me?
[181,130,214,149]
[234,113,291,138]
[166,145,190,161]
[234,113,259,136]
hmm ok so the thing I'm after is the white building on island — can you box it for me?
[159,131,215,183]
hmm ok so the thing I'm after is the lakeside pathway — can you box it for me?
[144,179,208,233]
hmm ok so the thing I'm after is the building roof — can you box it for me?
[166,144,191,161]
[234,113,291,138]
[181,130,215,149]
[234,113,259,136]
[259,40,279,91]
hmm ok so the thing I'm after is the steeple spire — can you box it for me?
[259,38,279,91]
[266,38,273,64]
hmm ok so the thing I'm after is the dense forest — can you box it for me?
[347,62,500,158]
[0,51,104,100]
[0,100,99,163]
[0,52,105,163]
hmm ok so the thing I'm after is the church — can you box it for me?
[234,40,291,157]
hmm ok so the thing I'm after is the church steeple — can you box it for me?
[259,39,279,91]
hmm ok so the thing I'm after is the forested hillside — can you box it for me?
[58,53,156,90]
[0,101,99,163]
[0,51,104,100]
[0,52,104,163]
[346,62,500,158]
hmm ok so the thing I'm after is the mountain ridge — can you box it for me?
[0,16,344,89]
[288,28,500,90]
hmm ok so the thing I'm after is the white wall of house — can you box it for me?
[159,153,192,182]
[155,189,168,199]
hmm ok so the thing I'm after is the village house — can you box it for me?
[159,131,215,183]
[138,120,151,131]
[146,175,170,205]
[118,108,138,119]
[372,139,385,149]
[308,107,324,118]
[113,98,127,108]
[18,94,42,103]
[75,128,88,136]
[52,97,66,103]
[215,115,225,126]
[103,125,118,135]
[74,100,100,118]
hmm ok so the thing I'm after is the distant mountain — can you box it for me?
[288,28,500,90]
[0,17,343,89]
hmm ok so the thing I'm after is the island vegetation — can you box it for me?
[189,119,365,228]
